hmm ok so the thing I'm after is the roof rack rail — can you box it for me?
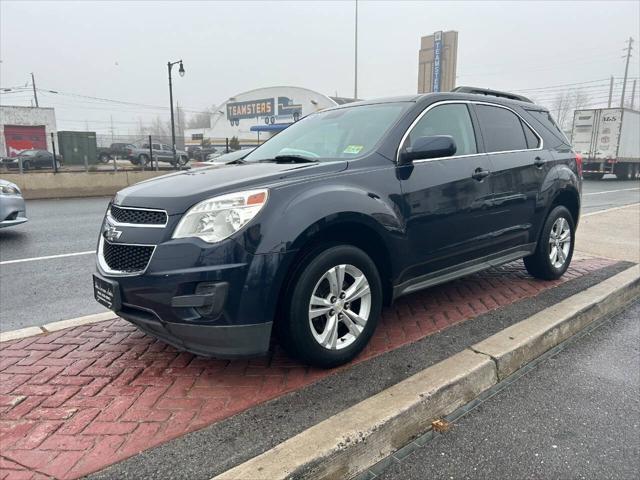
[451,86,533,104]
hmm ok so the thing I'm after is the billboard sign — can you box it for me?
[432,31,443,93]
[227,98,275,124]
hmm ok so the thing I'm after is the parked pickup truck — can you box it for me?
[97,143,137,163]
[128,143,189,167]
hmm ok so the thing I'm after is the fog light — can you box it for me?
[195,282,228,318]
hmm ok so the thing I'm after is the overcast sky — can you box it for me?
[1,0,639,134]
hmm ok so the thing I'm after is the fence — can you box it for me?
[0,133,230,175]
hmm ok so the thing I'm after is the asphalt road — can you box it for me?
[375,300,640,480]
[0,178,638,331]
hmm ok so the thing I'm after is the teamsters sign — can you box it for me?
[227,98,275,121]
[432,31,442,93]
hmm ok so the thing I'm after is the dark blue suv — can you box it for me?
[93,87,581,368]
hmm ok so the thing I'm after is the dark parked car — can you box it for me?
[187,145,218,161]
[1,150,60,171]
[93,87,581,367]
[97,143,137,163]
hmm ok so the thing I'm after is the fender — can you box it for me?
[531,161,581,245]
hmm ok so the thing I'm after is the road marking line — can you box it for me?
[0,311,118,342]
[0,250,94,266]
[584,187,639,196]
[582,202,639,217]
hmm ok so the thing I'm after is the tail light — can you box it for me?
[575,152,583,177]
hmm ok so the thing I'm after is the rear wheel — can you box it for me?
[279,245,382,368]
[22,160,31,171]
[177,155,188,166]
[524,206,575,280]
[614,163,633,180]
[98,153,110,163]
[138,154,149,167]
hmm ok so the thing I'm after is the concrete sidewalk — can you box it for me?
[577,203,640,264]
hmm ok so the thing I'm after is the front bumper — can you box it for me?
[0,195,28,228]
[95,235,294,357]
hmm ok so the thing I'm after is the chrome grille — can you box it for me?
[109,205,167,226]
[101,240,154,273]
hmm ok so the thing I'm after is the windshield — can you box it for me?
[244,102,410,162]
[20,150,38,156]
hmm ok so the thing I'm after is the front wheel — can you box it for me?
[137,154,149,167]
[524,206,575,280]
[177,155,188,166]
[98,153,110,163]
[279,245,382,368]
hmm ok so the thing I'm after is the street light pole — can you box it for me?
[167,60,185,165]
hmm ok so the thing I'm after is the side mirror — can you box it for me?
[399,135,457,164]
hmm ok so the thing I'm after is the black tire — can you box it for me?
[524,205,575,280]
[22,161,30,171]
[279,244,383,368]
[138,154,149,167]
[614,163,633,181]
[583,172,604,181]
[98,153,110,163]
[178,155,188,166]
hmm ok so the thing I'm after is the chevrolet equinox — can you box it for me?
[93,87,581,368]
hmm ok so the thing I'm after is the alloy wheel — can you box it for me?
[308,264,371,350]
[548,217,571,268]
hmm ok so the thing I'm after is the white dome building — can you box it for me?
[185,86,355,147]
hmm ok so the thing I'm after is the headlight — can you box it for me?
[0,184,20,196]
[172,189,268,243]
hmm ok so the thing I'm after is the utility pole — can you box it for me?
[354,0,358,100]
[110,115,115,142]
[607,75,614,108]
[631,79,637,109]
[620,37,634,108]
[30,72,39,107]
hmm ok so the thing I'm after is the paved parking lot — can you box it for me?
[0,179,638,331]
[0,258,616,479]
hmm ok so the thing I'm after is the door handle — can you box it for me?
[534,156,545,168]
[472,167,491,181]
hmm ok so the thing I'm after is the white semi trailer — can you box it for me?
[571,108,640,180]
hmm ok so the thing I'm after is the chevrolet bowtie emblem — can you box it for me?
[104,226,123,242]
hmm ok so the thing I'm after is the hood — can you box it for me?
[114,161,348,215]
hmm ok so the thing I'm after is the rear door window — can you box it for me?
[475,105,528,152]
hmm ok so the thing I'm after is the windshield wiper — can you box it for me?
[259,154,318,164]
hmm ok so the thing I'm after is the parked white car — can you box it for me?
[0,179,28,228]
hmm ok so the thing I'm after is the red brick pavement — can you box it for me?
[0,258,615,479]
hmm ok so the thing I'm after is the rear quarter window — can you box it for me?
[525,109,571,145]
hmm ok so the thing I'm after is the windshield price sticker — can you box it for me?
[343,145,364,154]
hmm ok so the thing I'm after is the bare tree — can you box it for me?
[187,106,214,129]
[549,89,591,131]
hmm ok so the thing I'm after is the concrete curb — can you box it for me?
[0,311,117,343]
[213,264,640,480]
[472,265,640,380]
